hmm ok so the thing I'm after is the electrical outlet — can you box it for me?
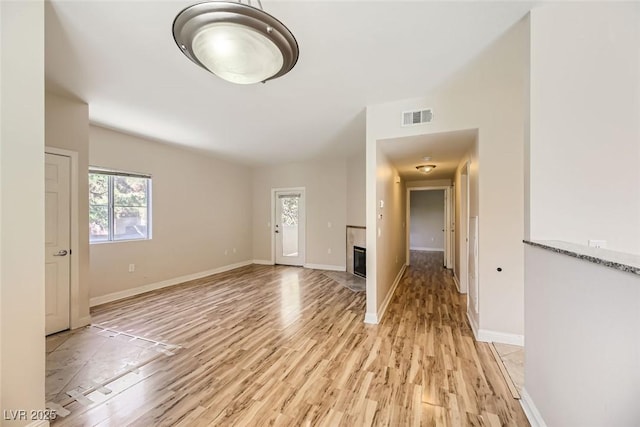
[588,240,607,249]
[128,264,135,273]
[327,248,332,254]
[327,221,332,228]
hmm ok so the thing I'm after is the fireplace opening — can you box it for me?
[354,246,366,278]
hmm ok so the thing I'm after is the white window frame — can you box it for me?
[89,168,152,244]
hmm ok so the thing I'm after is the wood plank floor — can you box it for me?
[53,251,529,426]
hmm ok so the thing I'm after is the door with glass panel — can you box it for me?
[274,190,305,266]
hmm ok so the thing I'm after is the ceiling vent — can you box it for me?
[402,109,433,126]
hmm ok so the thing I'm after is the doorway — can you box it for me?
[45,152,71,335]
[406,186,453,269]
[273,188,305,266]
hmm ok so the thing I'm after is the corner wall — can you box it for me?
[45,92,91,326]
[524,3,640,426]
[346,150,366,227]
[367,148,407,322]
[527,3,640,254]
[1,1,46,423]
[89,126,253,303]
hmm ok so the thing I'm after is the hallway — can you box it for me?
[48,252,527,426]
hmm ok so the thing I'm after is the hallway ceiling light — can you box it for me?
[173,1,299,84]
[416,164,436,174]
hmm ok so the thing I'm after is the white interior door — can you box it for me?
[275,190,305,266]
[45,153,71,335]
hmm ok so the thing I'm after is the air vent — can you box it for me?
[402,108,433,126]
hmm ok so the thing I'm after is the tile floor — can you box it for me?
[493,342,524,393]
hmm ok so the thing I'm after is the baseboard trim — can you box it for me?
[452,274,460,292]
[252,259,274,265]
[90,260,253,307]
[375,264,407,324]
[364,312,378,324]
[477,329,525,346]
[520,388,548,427]
[466,309,524,346]
[304,263,346,272]
[410,247,444,252]
[467,310,480,339]
[71,315,91,329]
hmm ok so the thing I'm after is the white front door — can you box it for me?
[45,153,71,335]
[274,190,305,266]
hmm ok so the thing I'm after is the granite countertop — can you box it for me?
[523,240,640,276]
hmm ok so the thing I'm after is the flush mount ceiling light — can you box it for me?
[173,0,299,84]
[416,164,436,174]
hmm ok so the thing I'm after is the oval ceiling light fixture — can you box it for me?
[416,164,436,174]
[173,1,299,84]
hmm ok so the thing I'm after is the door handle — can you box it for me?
[53,250,68,257]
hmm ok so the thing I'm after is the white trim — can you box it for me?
[520,388,548,427]
[364,312,378,324]
[405,185,450,266]
[466,309,524,345]
[252,259,274,265]
[372,264,406,324]
[452,274,460,292]
[477,329,525,346]
[45,148,89,329]
[90,260,252,307]
[74,315,91,328]
[466,310,479,339]
[271,187,306,266]
[410,246,444,252]
[304,263,346,272]
[26,421,49,427]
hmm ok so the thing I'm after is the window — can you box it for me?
[89,168,152,243]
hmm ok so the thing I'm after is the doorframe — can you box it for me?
[270,187,306,266]
[45,147,84,329]
[459,161,470,294]
[405,186,450,267]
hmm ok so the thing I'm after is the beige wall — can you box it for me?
[409,190,445,250]
[89,126,253,302]
[0,1,46,424]
[524,246,640,426]
[367,146,407,320]
[45,92,91,325]
[367,17,528,339]
[524,4,640,425]
[252,158,348,268]
[346,150,366,227]
[528,3,640,254]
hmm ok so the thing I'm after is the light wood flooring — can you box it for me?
[52,251,529,426]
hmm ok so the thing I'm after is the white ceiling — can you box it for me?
[379,129,476,182]
[45,0,535,166]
